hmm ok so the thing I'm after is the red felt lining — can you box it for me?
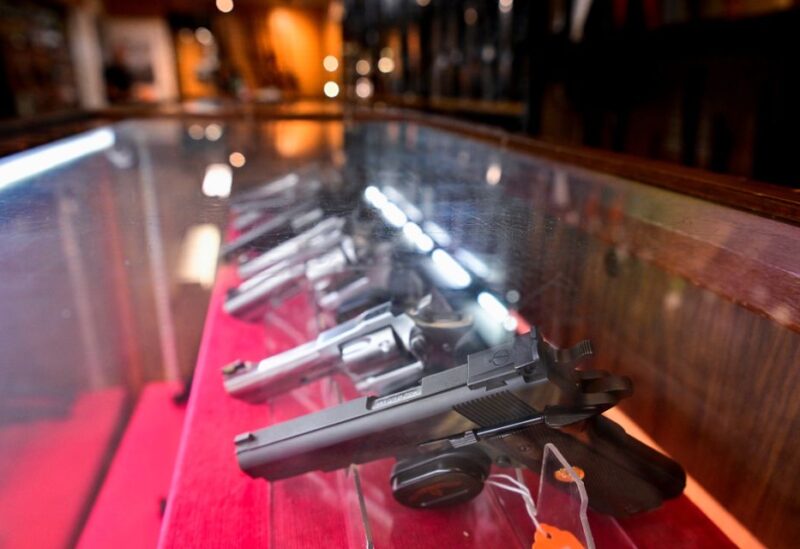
[77,382,186,549]
[0,388,126,549]
[159,264,734,548]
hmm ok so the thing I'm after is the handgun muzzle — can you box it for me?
[223,262,307,321]
[238,217,346,280]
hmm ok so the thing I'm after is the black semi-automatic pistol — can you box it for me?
[233,332,686,517]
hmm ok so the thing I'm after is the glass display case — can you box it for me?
[0,111,797,548]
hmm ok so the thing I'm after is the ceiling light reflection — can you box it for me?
[382,185,423,222]
[202,163,232,197]
[455,248,491,280]
[431,249,472,289]
[478,291,509,321]
[364,185,388,208]
[423,221,452,247]
[381,201,408,227]
[177,224,221,288]
[402,222,434,253]
[486,162,502,185]
[0,128,115,191]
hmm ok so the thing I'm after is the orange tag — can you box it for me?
[532,523,585,549]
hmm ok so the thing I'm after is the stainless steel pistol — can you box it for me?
[222,297,475,401]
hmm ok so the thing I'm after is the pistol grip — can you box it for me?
[490,415,686,517]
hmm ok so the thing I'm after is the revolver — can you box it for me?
[223,231,374,321]
[230,173,323,232]
[224,223,411,322]
[220,202,325,263]
[222,296,479,402]
[233,332,686,517]
[236,216,348,281]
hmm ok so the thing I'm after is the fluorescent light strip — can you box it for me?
[456,248,491,280]
[477,291,518,331]
[382,185,424,222]
[477,291,509,321]
[380,201,408,228]
[402,222,434,253]
[423,221,452,247]
[0,128,115,190]
[364,185,388,208]
[431,248,472,289]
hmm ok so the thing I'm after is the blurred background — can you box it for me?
[1,0,800,185]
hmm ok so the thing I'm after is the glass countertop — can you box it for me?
[0,117,797,547]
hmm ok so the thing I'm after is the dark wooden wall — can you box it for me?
[512,163,800,547]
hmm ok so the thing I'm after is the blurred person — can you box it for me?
[104,46,134,103]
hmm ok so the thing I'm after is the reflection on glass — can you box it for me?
[431,249,472,289]
[422,221,452,247]
[177,224,222,288]
[202,164,233,197]
[273,120,326,158]
[0,129,115,190]
[401,222,434,253]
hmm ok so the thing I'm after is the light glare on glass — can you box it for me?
[431,249,472,289]
[381,202,408,228]
[486,162,502,185]
[216,0,234,13]
[323,81,340,98]
[456,248,490,279]
[323,55,339,72]
[364,186,388,208]
[499,0,513,13]
[377,57,395,73]
[177,224,221,288]
[478,291,510,322]
[229,152,246,168]
[0,129,115,191]
[423,221,452,247]
[502,316,519,331]
[402,222,434,253]
[202,163,232,197]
